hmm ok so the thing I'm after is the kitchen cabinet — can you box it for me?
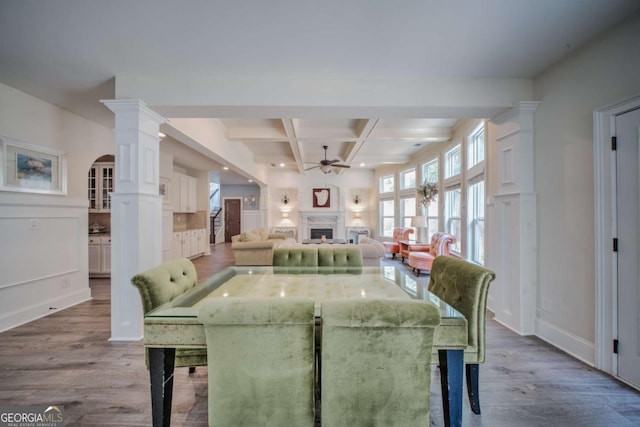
[162,207,173,262]
[89,235,111,276]
[198,229,208,254]
[88,162,114,212]
[171,172,197,213]
[172,229,206,259]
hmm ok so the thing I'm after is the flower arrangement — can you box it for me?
[417,181,438,207]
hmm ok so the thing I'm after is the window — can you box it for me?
[380,199,395,237]
[400,197,416,230]
[444,144,461,179]
[421,159,438,184]
[444,186,461,253]
[468,179,485,264]
[400,168,416,190]
[467,125,485,169]
[421,159,439,241]
[380,175,394,193]
[467,124,485,264]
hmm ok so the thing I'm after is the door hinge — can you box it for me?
[613,238,618,252]
[612,136,617,150]
[613,339,619,354]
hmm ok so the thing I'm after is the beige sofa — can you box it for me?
[231,228,385,266]
[231,228,289,265]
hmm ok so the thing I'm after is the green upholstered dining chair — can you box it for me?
[317,247,363,274]
[198,297,316,427]
[321,299,441,426]
[428,255,496,415]
[272,247,319,274]
[130,258,207,371]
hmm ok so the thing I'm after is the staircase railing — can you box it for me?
[210,207,222,244]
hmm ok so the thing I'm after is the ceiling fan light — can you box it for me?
[320,164,332,173]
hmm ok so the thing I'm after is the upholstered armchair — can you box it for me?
[198,297,316,427]
[321,299,441,426]
[428,256,496,415]
[408,231,456,275]
[131,258,208,372]
[382,227,414,259]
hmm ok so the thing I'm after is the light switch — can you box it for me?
[30,218,40,230]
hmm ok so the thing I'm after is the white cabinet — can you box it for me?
[89,235,111,276]
[172,229,206,259]
[88,162,114,212]
[101,236,111,274]
[198,229,208,254]
[172,172,197,213]
[162,207,173,262]
[89,237,101,273]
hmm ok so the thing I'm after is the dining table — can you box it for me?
[143,265,468,427]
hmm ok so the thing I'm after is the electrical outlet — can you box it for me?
[61,277,70,288]
[30,218,40,230]
[541,298,552,312]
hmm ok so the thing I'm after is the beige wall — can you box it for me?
[533,12,640,351]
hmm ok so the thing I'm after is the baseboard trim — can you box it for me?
[536,318,595,366]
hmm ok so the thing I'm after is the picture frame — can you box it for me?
[312,187,331,208]
[0,136,67,195]
[159,177,170,204]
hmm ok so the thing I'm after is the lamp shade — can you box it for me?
[411,215,427,228]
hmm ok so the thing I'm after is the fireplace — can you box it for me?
[310,228,333,240]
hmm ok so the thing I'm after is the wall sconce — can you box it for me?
[282,212,289,218]
[282,194,289,205]
[244,195,256,207]
[354,212,362,219]
[353,195,361,205]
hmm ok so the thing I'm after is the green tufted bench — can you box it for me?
[131,258,208,370]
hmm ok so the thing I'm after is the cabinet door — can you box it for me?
[88,166,98,211]
[100,165,114,210]
[170,173,181,212]
[198,229,208,254]
[179,175,190,213]
[88,241,101,273]
[189,230,198,256]
[101,237,111,273]
[186,176,197,213]
[172,232,183,258]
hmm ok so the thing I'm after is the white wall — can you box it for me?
[532,12,640,361]
[265,169,375,233]
[0,83,114,331]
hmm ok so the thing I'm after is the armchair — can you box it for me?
[408,231,456,276]
[428,255,495,415]
[382,227,414,259]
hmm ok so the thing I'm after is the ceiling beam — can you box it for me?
[282,119,306,174]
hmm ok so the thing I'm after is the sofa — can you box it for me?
[231,227,288,265]
[273,246,364,273]
[232,228,386,266]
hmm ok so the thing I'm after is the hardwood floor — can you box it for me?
[1,243,639,426]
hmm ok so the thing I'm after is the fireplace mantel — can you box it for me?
[298,211,345,240]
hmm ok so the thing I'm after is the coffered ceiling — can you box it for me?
[1,1,638,183]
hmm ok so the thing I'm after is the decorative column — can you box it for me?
[102,99,166,341]
[486,101,539,335]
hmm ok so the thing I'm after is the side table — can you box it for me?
[398,240,430,263]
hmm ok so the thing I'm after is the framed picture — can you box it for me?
[0,136,67,195]
[159,177,170,204]
[312,187,330,208]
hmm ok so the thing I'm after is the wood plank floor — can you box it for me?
[1,243,639,426]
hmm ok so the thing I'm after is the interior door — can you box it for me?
[615,107,640,388]
[224,199,241,242]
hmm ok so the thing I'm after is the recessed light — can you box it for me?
[360,163,365,167]
[248,179,253,183]
[280,163,285,167]
[223,167,229,170]
[158,132,166,138]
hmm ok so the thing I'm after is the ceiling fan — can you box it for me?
[305,145,351,174]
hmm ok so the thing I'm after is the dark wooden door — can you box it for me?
[224,199,241,242]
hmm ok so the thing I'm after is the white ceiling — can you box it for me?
[1,1,638,183]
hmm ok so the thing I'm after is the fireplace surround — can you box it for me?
[310,228,333,239]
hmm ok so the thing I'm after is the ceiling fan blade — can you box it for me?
[305,165,321,171]
[328,159,341,164]
[332,164,351,168]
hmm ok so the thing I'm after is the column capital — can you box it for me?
[101,99,166,124]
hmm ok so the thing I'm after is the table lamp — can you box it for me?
[411,215,427,241]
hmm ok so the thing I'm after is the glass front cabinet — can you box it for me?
[88,162,114,212]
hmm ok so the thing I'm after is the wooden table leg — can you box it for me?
[149,347,176,427]
[438,349,464,427]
